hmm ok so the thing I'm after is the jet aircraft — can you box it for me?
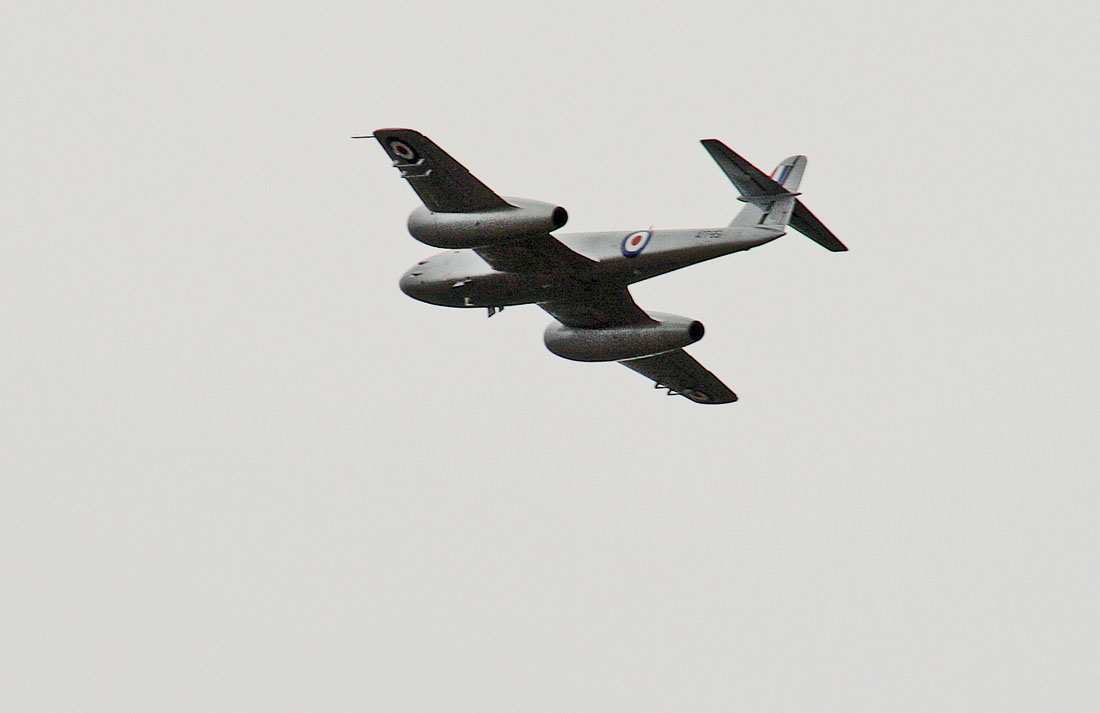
[366,128,845,404]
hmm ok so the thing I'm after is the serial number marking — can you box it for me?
[695,230,723,240]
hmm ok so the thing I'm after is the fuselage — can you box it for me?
[399,225,782,308]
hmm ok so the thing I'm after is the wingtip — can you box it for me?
[373,127,420,136]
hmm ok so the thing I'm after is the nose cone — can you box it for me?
[399,268,424,299]
[400,265,445,304]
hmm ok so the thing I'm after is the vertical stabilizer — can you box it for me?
[729,193,797,230]
[770,155,807,192]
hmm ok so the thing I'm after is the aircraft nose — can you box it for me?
[400,266,438,303]
[399,269,421,297]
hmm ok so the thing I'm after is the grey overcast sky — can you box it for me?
[3,1,1098,711]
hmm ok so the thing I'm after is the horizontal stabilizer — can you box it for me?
[701,139,792,199]
[791,200,847,252]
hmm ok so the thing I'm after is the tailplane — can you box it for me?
[700,139,847,252]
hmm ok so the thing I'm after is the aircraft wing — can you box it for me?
[620,350,738,404]
[540,290,738,404]
[372,128,594,273]
[373,128,511,213]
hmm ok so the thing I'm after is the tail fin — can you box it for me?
[729,191,798,232]
[770,155,807,191]
[700,139,847,252]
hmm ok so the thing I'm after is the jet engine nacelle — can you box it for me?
[544,312,705,362]
[407,197,569,249]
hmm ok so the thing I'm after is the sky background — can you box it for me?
[3,1,1098,711]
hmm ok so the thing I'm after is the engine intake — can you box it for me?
[407,197,568,249]
[544,312,705,362]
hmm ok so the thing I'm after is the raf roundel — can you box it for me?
[389,140,418,162]
[621,230,652,258]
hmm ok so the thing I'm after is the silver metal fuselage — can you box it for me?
[399,226,783,308]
